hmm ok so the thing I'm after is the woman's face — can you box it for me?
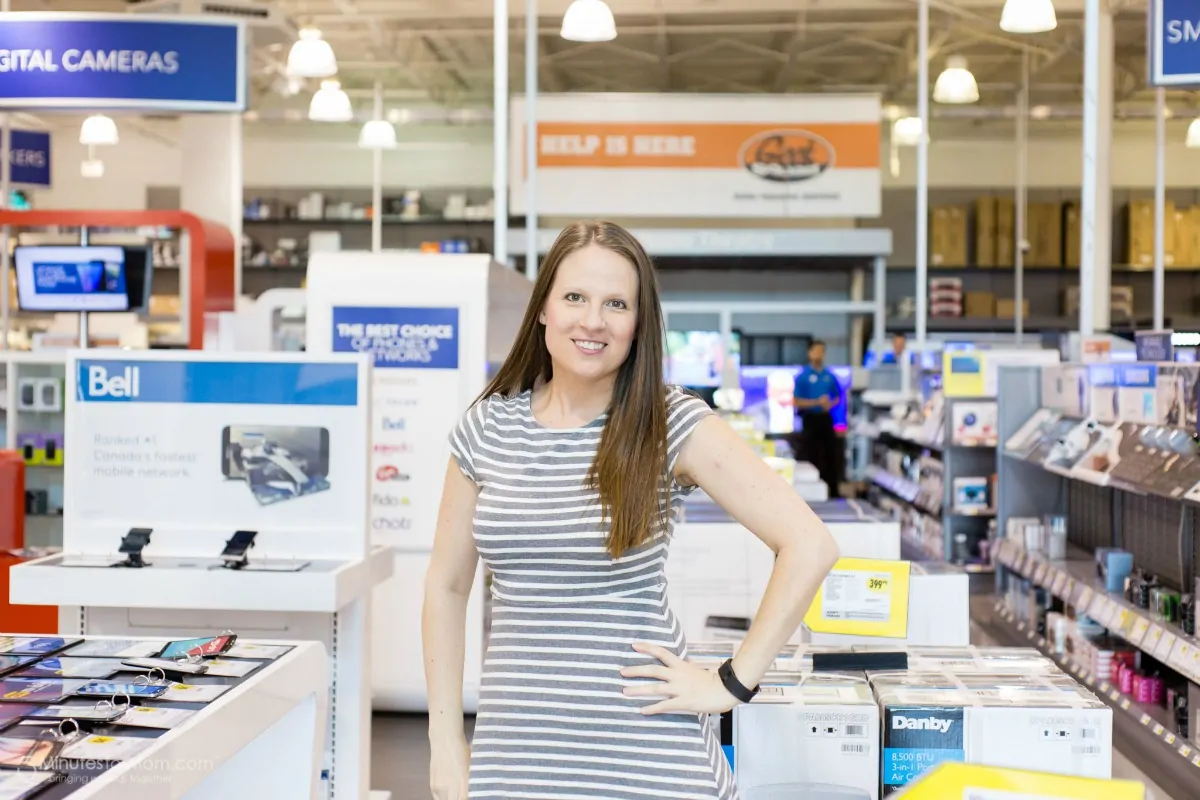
[539,243,640,386]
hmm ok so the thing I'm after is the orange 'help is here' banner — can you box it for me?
[535,122,880,172]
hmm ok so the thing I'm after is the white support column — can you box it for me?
[525,0,538,281]
[1080,0,1114,335]
[850,266,865,366]
[915,0,930,345]
[873,255,886,353]
[372,81,384,254]
[1015,50,1028,344]
[1154,86,1166,331]
[494,0,510,266]
[180,115,243,298]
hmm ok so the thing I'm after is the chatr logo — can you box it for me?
[86,365,140,399]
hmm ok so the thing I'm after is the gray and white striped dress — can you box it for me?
[449,385,738,800]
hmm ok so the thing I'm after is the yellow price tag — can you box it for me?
[3,691,28,699]
[898,762,1145,799]
[804,557,911,639]
[90,736,112,744]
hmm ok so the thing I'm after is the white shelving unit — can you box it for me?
[1,350,67,549]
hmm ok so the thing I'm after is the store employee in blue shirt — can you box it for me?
[791,340,841,498]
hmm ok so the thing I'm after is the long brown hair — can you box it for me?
[480,220,668,558]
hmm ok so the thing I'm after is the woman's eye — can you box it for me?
[607,300,627,310]
[565,292,582,302]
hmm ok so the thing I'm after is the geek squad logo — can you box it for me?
[738,129,834,183]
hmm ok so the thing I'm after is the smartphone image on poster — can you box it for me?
[0,771,62,800]
[157,634,236,660]
[221,425,331,505]
[0,737,58,769]
[73,681,168,699]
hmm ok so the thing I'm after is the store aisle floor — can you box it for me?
[371,712,474,799]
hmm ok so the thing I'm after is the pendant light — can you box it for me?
[561,0,617,42]
[79,114,119,146]
[287,27,338,78]
[1187,118,1200,149]
[359,119,398,149]
[892,116,925,146]
[308,80,353,122]
[1000,0,1057,34]
[933,56,979,104]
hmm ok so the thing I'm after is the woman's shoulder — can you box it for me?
[664,384,713,421]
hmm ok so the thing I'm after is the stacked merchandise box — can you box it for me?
[695,643,1113,799]
[995,298,1029,320]
[1127,199,1177,268]
[930,206,968,267]
[975,197,1015,267]
[1026,203,1064,268]
[1064,202,1081,267]
[1063,286,1133,321]
[929,277,963,318]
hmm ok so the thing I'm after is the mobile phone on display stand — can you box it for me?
[219,530,257,570]
[157,634,237,660]
[121,657,209,676]
[114,528,153,569]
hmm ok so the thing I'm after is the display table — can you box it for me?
[0,633,326,799]
[10,547,393,800]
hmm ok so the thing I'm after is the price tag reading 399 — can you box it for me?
[823,570,892,622]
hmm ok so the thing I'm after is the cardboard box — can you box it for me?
[996,298,1030,319]
[733,674,881,800]
[1063,286,1133,317]
[996,197,1015,266]
[931,205,968,267]
[1064,202,1081,266]
[1128,199,1176,267]
[964,291,996,318]
[1176,206,1200,268]
[1027,202,1063,267]
[974,197,998,267]
[873,673,1112,796]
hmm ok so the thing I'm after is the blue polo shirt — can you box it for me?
[794,367,839,415]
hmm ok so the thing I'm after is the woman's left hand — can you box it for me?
[620,642,740,715]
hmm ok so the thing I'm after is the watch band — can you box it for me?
[718,658,759,704]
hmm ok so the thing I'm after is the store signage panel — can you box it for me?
[9,129,50,186]
[1150,0,1200,85]
[65,352,370,557]
[1135,329,1174,362]
[0,14,246,111]
[332,305,463,549]
[510,93,881,219]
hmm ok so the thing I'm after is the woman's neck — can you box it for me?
[533,373,615,427]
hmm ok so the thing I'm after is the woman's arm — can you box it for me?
[677,415,839,688]
[422,458,482,799]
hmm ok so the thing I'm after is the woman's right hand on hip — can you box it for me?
[429,735,470,799]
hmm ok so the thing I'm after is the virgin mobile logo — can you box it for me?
[738,129,834,183]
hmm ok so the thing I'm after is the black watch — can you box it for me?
[718,658,759,704]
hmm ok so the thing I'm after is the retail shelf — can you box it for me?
[977,598,1200,800]
[948,437,998,448]
[876,427,944,453]
[994,539,1200,686]
[951,506,997,517]
[243,215,498,226]
[887,316,1154,333]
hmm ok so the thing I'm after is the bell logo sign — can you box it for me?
[87,365,140,399]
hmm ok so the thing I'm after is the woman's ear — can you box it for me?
[538,311,546,325]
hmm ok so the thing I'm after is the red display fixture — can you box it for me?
[0,209,236,349]
[0,451,55,633]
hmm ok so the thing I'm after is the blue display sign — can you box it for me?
[76,360,359,405]
[1135,329,1175,362]
[332,306,460,369]
[1117,364,1158,387]
[9,129,49,186]
[0,14,246,111]
[1150,1,1200,86]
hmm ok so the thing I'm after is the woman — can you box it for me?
[422,220,840,800]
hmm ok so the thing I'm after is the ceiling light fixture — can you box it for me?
[286,27,338,78]
[1187,118,1200,149]
[308,80,353,122]
[892,117,925,146]
[80,159,104,179]
[560,0,617,42]
[933,56,980,104]
[79,114,119,146]
[1000,0,1057,34]
[358,119,397,149]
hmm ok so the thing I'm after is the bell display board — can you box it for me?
[64,349,371,560]
[0,13,246,112]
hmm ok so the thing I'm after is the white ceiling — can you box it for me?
[9,0,1188,138]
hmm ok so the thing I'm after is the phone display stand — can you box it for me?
[113,529,153,569]
[220,531,257,571]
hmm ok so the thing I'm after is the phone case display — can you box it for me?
[0,638,80,657]
[950,401,997,445]
[0,679,84,704]
[0,736,59,768]
[65,640,163,659]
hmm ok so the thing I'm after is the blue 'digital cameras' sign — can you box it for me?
[0,14,246,112]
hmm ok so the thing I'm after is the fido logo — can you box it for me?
[85,365,140,399]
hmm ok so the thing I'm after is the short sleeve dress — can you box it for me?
[448,385,738,800]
